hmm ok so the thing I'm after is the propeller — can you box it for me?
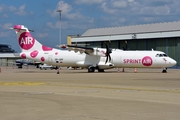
[104,42,112,64]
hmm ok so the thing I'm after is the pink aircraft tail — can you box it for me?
[12,25,53,59]
[13,25,43,52]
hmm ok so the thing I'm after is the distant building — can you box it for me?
[0,44,19,67]
[0,44,16,53]
[68,21,180,68]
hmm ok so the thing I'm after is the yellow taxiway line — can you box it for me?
[0,81,179,94]
[0,82,46,86]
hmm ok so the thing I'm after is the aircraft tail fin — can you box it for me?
[12,25,53,49]
[11,25,53,59]
[11,25,42,52]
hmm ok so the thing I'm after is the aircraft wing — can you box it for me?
[67,45,109,58]
[67,45,94,54]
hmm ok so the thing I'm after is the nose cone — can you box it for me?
[173,60,177,66]
[169,58,177,66]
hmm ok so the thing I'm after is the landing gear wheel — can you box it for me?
[57,67,60,74]
[18,66,22,68]
[36,65,39,68]
[88,67,95,73]
[162,68,167,73]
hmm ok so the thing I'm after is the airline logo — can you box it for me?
[123,56,153,66]
[142,56,153,66]
[19,32,35,50]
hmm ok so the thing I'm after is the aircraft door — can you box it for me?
[113,55,122,66]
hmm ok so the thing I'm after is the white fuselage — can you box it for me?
[13,25,177,71]
[21,48,177,69]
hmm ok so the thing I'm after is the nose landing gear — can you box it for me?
[162,68,167,73]
[57,66,60,74]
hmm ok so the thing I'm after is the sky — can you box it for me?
[0,0,180,52]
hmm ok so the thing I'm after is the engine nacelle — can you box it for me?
[88,48,106,57]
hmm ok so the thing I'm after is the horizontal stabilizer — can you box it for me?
[9,25,34,32]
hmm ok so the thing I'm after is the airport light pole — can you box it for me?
[56,10,62,47]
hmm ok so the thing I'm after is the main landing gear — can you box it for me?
[88,66,105,73]
[88,66,95,72]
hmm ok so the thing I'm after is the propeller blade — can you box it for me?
[109,54,111,62]
[105,55,108,64]
[104,42,112,64]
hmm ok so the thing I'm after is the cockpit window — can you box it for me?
[163,54,168,57]
[159,54,163,57]
[155,53,168,57]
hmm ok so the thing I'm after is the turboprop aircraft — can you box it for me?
[11,25,176,74]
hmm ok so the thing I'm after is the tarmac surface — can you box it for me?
[0,67,180,120]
